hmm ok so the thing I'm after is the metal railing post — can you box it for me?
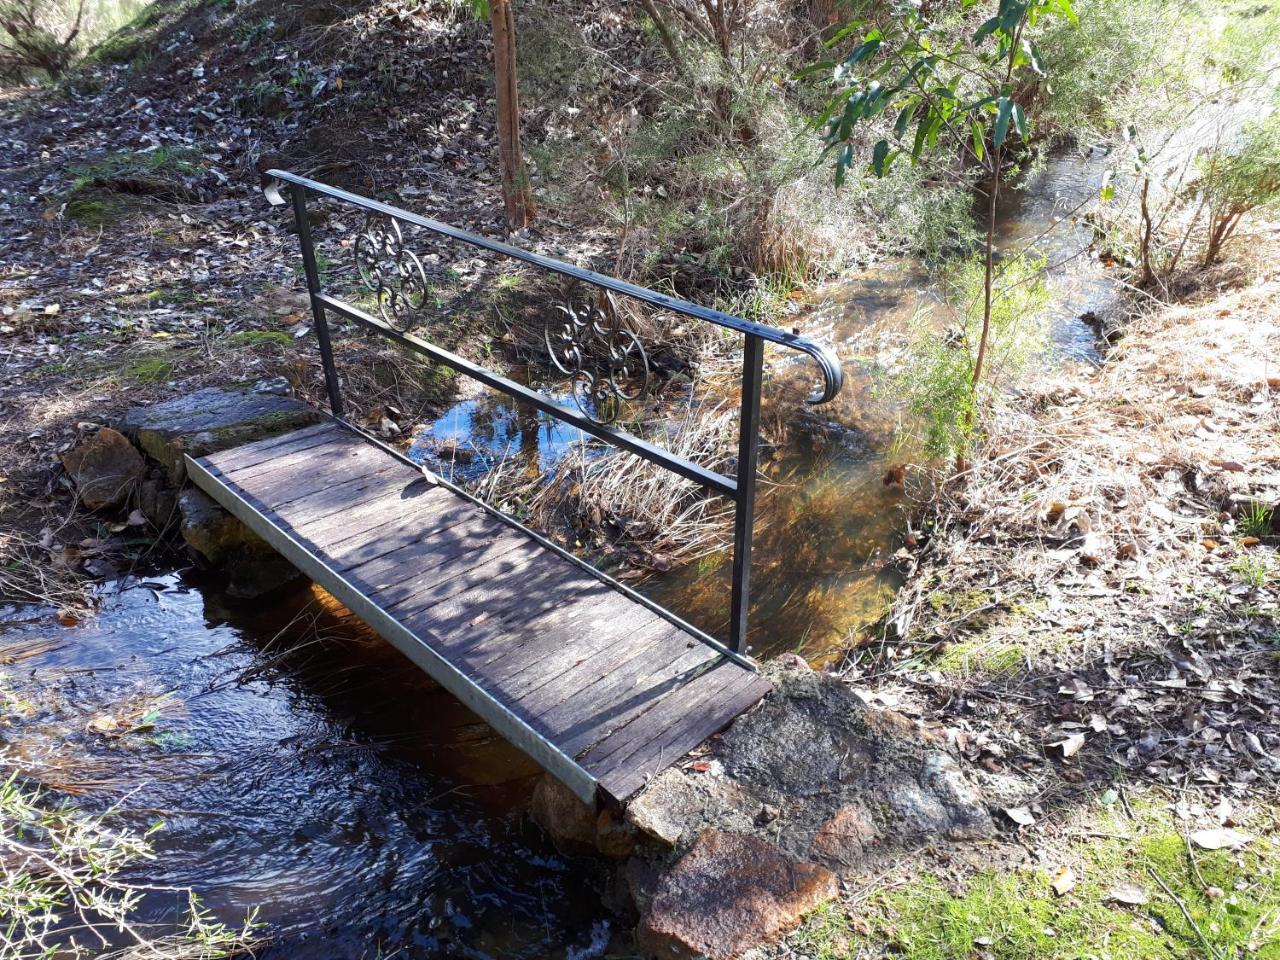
[290,186,345,417]
[728,333,763,653]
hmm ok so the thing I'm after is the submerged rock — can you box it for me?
[116,382,319,483]
[625,656,993,871]
[178,487,301,598]
[530,775,598,856]
[61,427,145,510]
[636,828,837,960]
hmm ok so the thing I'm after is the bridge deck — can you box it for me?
[186,420,770,804]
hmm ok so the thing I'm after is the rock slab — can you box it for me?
[115,382,319,483]
[62,427,145,510]
[625,657,993,870]
[636,828,837,960]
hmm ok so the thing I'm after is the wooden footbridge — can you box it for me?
[198,171,843,806]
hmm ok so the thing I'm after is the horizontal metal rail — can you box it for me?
[317,293,736,497]
[264,169,844,404]
[264,169,846,655]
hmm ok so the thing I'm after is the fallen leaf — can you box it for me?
[1189,828,1252,850]
[1005,806,1036,826]
[1050,865,1076,896]
[1107,882,1149,906]
[87,714,121,735]
[1051,733,1086,758]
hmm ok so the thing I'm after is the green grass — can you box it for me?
[58,147,200,224]
[228,330,292,348]
[932,638,1026,679]
[1240,503,1275,539]
[1231,554,1274,590]
[792,800,1280,960]
[125,356,175,383]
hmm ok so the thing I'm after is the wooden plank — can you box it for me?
[203,421,342,472]
[298,484,455,553]
[257,463,417,522]
[392,551,608,646]
[582,665,771,800]
[520,625,710,737]
[234,442,402,503]
[555,645,723,760]
[466,593,660,694]
[226,429,384,484]
[332,504,515,577]
[343,525,537,615]
[497,610,676,705]
[268,474,433,536]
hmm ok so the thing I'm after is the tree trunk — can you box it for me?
[490,0,533,230]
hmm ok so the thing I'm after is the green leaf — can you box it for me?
[1099,168,1115,202]
[844,37,882,67]
[998,0,1029,32]
[872,139,891,177]
[1048,0,1079,25]
[1026,39,1045,76]
[972,16,1000,44]
[835,143,854,187]
[970,119,985,161]
[993,97,1013,149]
[793,60,836,79]
[1012,102,1028,140]
[912,115,930,161]
[895,105,913,138]
[823,19,865,49]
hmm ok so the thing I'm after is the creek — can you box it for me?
[0,147,1114,956]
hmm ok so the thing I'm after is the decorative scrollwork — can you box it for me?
[353,216,429,331]
[544,285,650,424]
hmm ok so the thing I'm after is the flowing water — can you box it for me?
[1,147,1116,953]
[2,575,615,958]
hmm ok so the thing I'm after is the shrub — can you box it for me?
[1197,105,1280,266]
[0,0,84,82]
[885,255,1050,464]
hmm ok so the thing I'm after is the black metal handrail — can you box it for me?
[264,169,844,657]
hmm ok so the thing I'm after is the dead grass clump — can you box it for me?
[0,528,98,614]
[476,399,740,568]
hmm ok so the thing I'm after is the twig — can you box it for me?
[1148,866,1223,960]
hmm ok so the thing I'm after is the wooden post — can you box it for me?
[490,0,534,230]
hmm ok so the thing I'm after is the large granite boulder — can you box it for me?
[62,427,146,510]
[115,380,319,483]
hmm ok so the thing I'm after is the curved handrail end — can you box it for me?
[803,341,844,405]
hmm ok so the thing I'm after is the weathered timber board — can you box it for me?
[187,420,770,804]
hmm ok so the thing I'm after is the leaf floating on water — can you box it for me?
[1190,827,1252,850]
[1106,882,1149,906]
